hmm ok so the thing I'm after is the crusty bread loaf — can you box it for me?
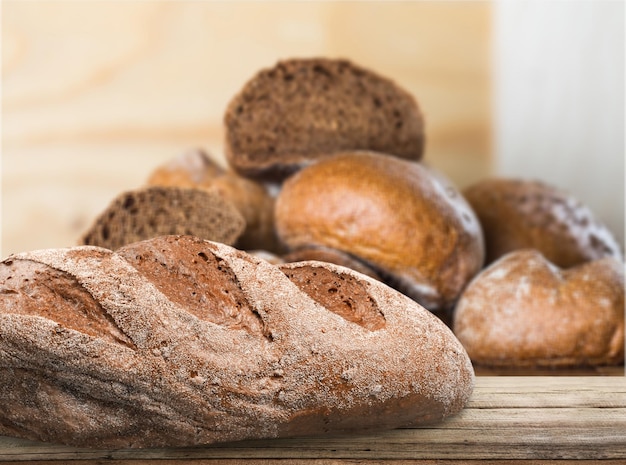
[80,186,245,250]
[0,235,474,448]
[463,178,623,268]
[275,151,485,312]
[147,149,282,253]
[224,58,425,181]
[452,249,625,367]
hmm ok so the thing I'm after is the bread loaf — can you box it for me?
[463,178,623,267]
[224,58,425,181]
[0,235,474,448]
[275,151,485,312]
[452,249,624,367]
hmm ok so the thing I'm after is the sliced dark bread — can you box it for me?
[80,186,245,250]
[224,58,425,181]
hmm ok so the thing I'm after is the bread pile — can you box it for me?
[1,57,623,448]
[78,57,626,368]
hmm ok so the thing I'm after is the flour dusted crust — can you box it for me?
[452,249,625,367]
[275,151,485,312]
[0,235,474,448]
[463,178,623,268]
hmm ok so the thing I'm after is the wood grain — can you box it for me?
[0,377,624,463]
[1,1,491,257]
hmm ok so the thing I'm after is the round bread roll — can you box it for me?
[147,148,281,253]
[224,58,425,181]
[463,178,623,268]
[452,249,625,367]
[274,151,485,311]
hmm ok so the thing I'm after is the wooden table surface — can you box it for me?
[1,371,624,464]
[2,4,624,464]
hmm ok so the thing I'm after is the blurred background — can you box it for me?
[1,0,623,257]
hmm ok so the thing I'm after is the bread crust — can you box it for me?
[452,249,625,367]
[0,235,474,448]
[275,151,485,311]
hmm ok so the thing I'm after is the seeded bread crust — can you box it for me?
[453,250,625,367]
[224,58,425,181]
[0,235,474,448]
[80,186,245,250]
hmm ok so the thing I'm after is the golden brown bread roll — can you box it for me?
[147,148,281,253]
[0,235,474,448]
[274,151,485,312]
[463,177,623,268]
[452,249,624,367]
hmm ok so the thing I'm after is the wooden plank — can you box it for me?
[0,377,624,462]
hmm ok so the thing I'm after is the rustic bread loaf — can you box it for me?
[463,178,623,268]
[274,151,485,312]
[147,149,281,253]
[0,235,474,448]
[224,58,425,181]
[80,186,245,250]
[452,249,625,367]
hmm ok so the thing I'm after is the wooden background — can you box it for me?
[2,1,624,259]
[1,1,492,257]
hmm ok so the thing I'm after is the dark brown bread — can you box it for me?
[80,186,245,250]
[453,249,625,367]
[224,58,425,181]
[0,235,474,448]
[275,151,485,312]
[463,178,623,268]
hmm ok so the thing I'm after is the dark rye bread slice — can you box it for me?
[224,58,425,181]
[80,186,245,250]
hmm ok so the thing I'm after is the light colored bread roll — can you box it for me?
[463,177,623,268]
[453,249,624,367]
[0,235,473,448]
[274,151,485,312]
